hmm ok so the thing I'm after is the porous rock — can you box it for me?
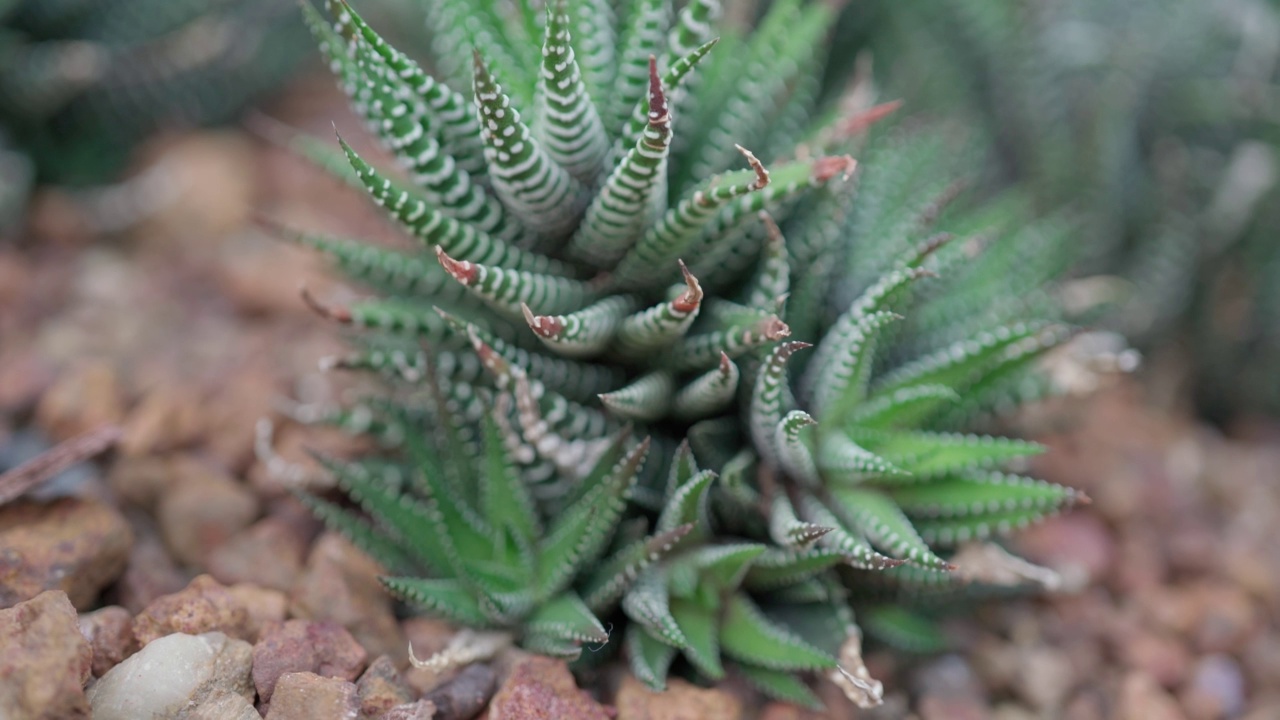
[614,675,742,720]
[0,590,93,719]
[0,497,132,609]
[133,574,252,647]
[291,533,405,660]
[264,671,361,720]
[252,618,368,703]
[77,605,135,677]
[487,656,608,720]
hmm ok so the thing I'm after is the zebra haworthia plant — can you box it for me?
[281,0,1088,708]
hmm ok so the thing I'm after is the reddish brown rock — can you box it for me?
[0,497,132,609]
[357,655,416,718]
[615,675,742,720]
[291,533,405,660]
[264,672,361,720]
[77,605,136,677]
[107,455,177,510]
[156,461,259,567]
[487,656,607,720]
[1117,630,1192,688]
[114,524,188,614]
[758,702,824,720]
[1117,673,1188,720]
[1015,513,1115,585]
[133,574,252,647]
[0,590,93,719]
[1189,584,1261,655]
[252,619,369,703]
[207,515,308,592]
[1012,647,1076,711]
[227,583,287,643]
[118,381,205,457]
[33,361,125,441]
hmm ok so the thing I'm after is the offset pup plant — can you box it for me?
[280,0,1088,707]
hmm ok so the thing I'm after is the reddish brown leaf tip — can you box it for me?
[734,144,770,189]
[435,246,478,284]
[300,286,352,323]
[837,99,904,137]
[813,155,857,182]
[760,316,792,341]
[522,303,564,339]
[718,351,733,375]
[672,260,704,313]
[647,55,670,128]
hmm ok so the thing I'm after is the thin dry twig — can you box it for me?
[0,425,122,506]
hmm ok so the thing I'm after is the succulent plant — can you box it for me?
[865,0,1280,417]
[280,0,1088,707]
[0,0,309,190]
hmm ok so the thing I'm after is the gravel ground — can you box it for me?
[1,75,1277,720]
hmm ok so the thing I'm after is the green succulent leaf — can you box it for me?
[720,593,836,672]
[736,663,824,710]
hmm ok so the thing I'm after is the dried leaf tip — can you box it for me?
[813,155,858,182]
[435,246,478,284]
[718,351,733,374]
[522,302,564,338]
[836,99,904,138]
[672,260,704,313]
[734,144,770,189]
[759,316,793,341]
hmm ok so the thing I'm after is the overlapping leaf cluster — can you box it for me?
[287,0,1087,707]
[0,0,308,197]
[865,0,1280,417]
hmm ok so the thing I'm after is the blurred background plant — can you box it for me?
[0,0,311,230]
[854,0,1280,420]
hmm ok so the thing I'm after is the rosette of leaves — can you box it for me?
[0,0,309,187]
[863,0,1280,418]
[281,0,1087,707]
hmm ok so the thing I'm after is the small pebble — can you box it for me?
[1182,654,1246,720]
[0,497,132,609]
[0,591,93,719]
[156,462,259,567]
[488,657,603,719]
[87,632,254,720]
[290,533,405,660]
[252,618,368,703]
[133,574,252,647]
[614,675,743,720]
[264,672,361,720]
[77,605,135,677]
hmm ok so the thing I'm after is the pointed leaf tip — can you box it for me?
[435,246,478,284]
[648,56,669,127]
[814,155,857,182]
[734,145,770,190]
[521,303,564,339]
[673,261,704,313]
[761,318,794,341]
